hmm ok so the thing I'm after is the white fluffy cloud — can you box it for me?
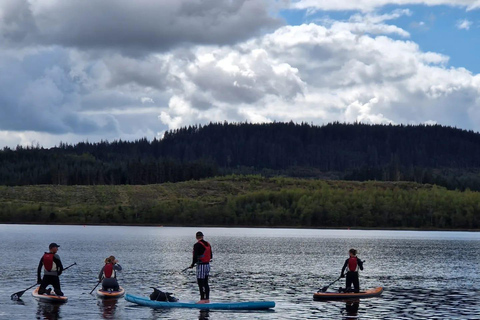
[291,0,480,12]
[158,19,480,131]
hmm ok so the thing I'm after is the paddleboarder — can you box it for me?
[37,243,64,296]
[98,255,122,291]
[340,248,364,293]
[189,231,213,304]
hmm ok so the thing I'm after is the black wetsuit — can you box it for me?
[37,252,64,296]
[340,257,364,293]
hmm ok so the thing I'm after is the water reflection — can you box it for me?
[199,310,210,319]
[343,300,360,319]
[35,301,61,320]
[97,298,118,319]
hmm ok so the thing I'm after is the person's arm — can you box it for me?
[114,264,122,272]
[37,257,43,284]
[191,243,204,267]
[340,259,348,277]
[191,244,197,267]
[54,254,63,276]
[358,258,364,271]
[98,266,104,281]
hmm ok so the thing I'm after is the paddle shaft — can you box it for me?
[63,262,77,271]
[320,276,342,292]
[90,279,103,294]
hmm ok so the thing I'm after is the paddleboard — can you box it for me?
[125,294,275,310]
[96,287,125,299]
[313,287,383,301]
[32,287,68,303]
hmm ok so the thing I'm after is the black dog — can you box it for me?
[149,287,178,302]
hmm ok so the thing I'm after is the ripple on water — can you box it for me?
[0,226,479,320]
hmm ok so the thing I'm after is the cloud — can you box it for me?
[1,3,480,149]
[157,18,480,132]
[291,0,480,12]
[320,9,412,37]
[456,19,473,30]
[0,0,281,53]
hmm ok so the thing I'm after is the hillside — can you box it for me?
[0,176,478,229]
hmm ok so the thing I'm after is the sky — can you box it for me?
[0,0,480,148]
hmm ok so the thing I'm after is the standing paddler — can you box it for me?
[189,231,213,304]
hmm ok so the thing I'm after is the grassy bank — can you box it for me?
[0,175,478,229]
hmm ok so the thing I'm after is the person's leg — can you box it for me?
[197,278,205,300]
[204,275,210,300]
[38,276,50,294]
[346,272,353,291]
[102,278,117,291]
[51,276,63,296]
[353,273,360,293]
[113,279,120,291]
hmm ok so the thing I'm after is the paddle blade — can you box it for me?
[11,291,24,300]
[320,286,328,292]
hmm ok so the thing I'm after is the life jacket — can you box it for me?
[103,263,115,278]
[197,241,211,264]
[348,257,359,272]
[43,253,56,272]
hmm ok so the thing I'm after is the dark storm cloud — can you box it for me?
[1,0,282,53]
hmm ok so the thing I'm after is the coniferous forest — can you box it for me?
[2,122,480,190]
[1,122,480,229]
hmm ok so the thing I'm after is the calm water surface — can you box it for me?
[0,225,478,319]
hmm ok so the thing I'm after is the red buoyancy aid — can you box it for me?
[104,263,115,278]
[348,257,358,272]
[43,253,54,272]
[197,241,212,263]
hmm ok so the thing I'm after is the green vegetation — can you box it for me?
[0,176,478,229]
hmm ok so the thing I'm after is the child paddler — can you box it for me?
[189,231,213,304]
[37,243,64,296]
[340,248,364,293]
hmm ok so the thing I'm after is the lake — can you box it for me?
[0,225,478,319]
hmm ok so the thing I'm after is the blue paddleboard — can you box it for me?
[125,294,275,310]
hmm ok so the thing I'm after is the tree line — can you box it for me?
[2,122,480,190]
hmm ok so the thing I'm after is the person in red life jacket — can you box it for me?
[340,248,364,293]
[98,255,122,291]
[189,231,213,304]
[37,243,64,296]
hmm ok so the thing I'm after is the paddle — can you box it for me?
[10,262,77,300]
[11,283,38,300]
[319,276,342,292]
[89,278,103,295]
[181,266,192,272]
[63,262,77,271]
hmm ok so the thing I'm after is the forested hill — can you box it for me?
[2,122,480,190]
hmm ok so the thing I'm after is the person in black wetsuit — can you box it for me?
[37,243,64,296]
[189,231,213,304]
[340,248,364,293]
[98,255,122,291]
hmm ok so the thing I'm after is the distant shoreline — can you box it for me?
[0,222,478,232]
